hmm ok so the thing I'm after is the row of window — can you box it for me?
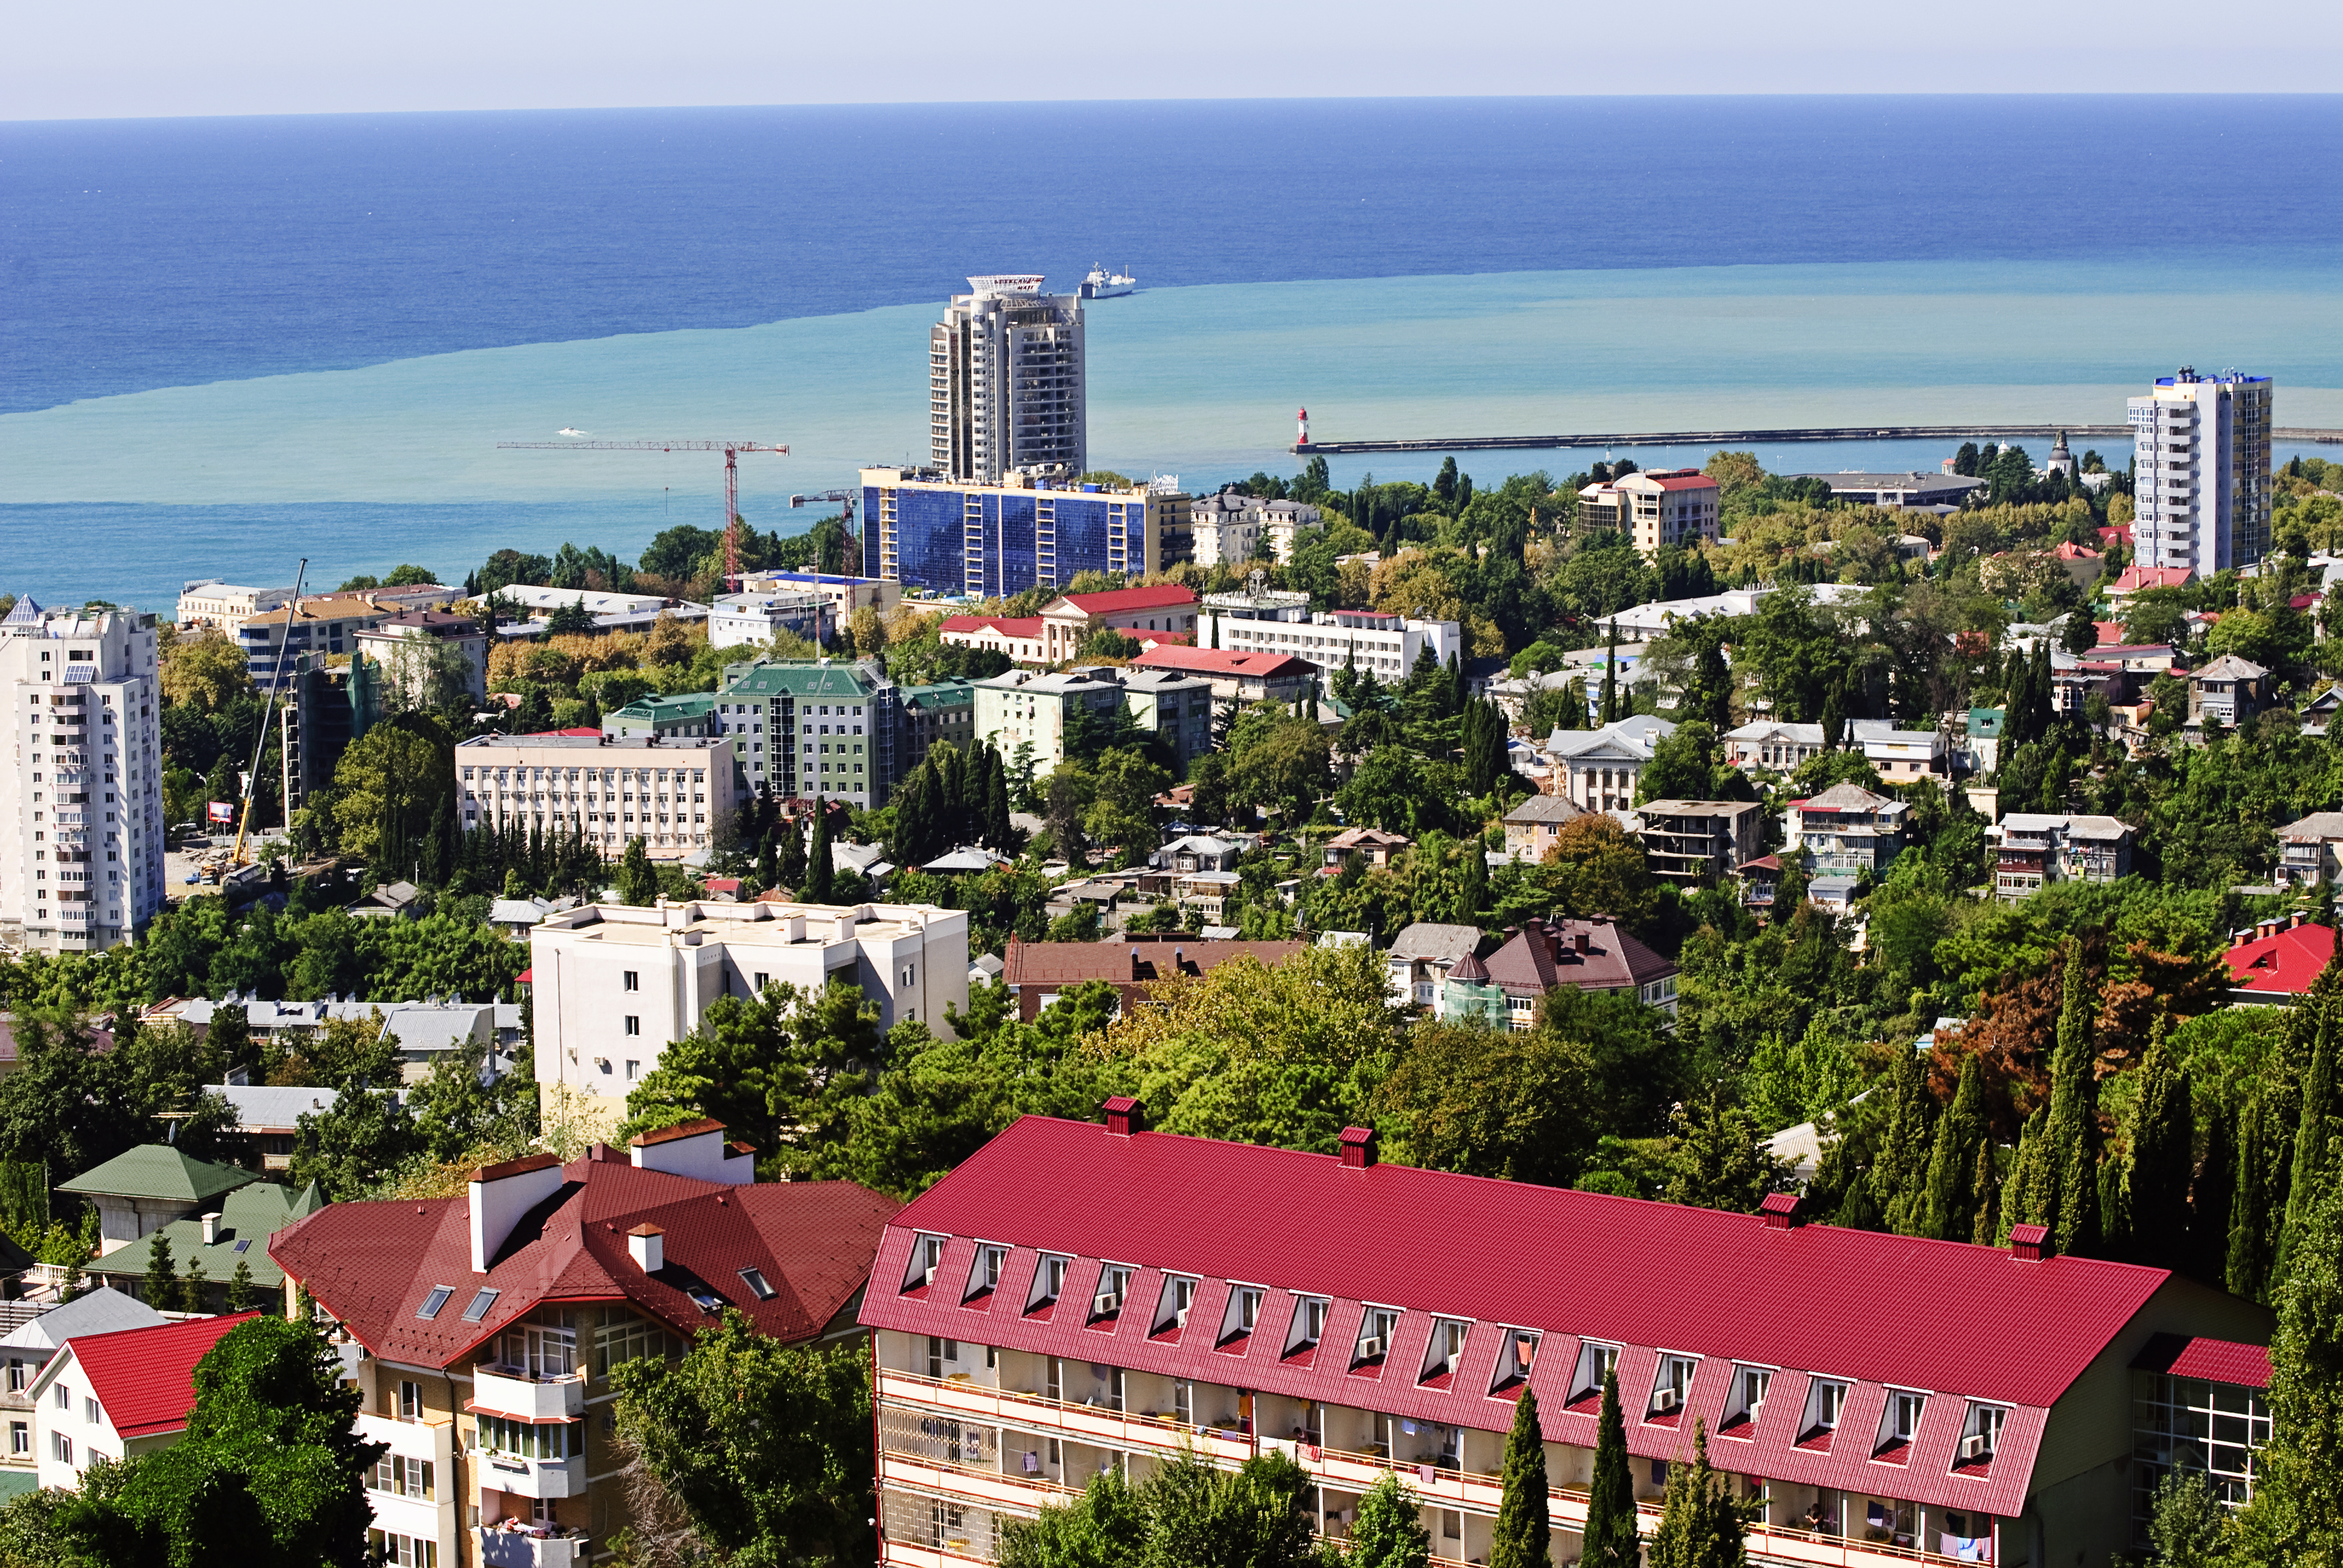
[463,766,706,783]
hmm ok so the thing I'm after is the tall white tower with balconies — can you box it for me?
[929,275,1087,486]
[2127,367,2273,575]
[0,599,168,953]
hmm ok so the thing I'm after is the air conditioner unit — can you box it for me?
[1653,1388,1681,1412]
[1358,1337,1386,1360]
[1093,1292,1123,1317]
[1959,1434,1989,1461]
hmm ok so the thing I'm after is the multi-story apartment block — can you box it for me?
[902,679,978,766]
[279,650,379,820]
[1201,587,1460,687]
[738,571,903,623]
[602,693,716,741]
[271,1122,897,1568]
[716,658,901,807]
[861,470,1174,599]
[862,1107,2272,1568]
[709,591,834,649]
[529,899,968,1111]
[2128,367,2273,575]
[1724,720,1828,774]
[0,600,167,953]
[2188,654,2267,728]
[1188,491,1326,566]
[1574,469,1721,556]
[930,276,1086,486]
[1787,783,1909,874]
[353,610,489,708]
[0,1289,165,1476]
[175,579,293,632]
[1128,647,1319,711]
[455,734,738,860]
[237,596,393,692]
[971,667,1215,776]
[1634,800,1764,883]
[1989,814,2134,901]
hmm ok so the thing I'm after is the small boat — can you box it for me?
[1079,265,1136,300]
[558,427,590,437]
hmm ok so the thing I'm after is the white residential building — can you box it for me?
[29,1314,252,1491]
[1724,719,1827,773]
[1849,719,1950,782]
[709,591,835,649]
[931,276,1087,485]
[530,898,970,1112]
[1201,587,1460,685]
[0,601,168,954]
[736,572,903,622]
[2128,367,2273,575]
[456,733,739,860]
[0,1289,165,1474]
[494,585,674,618]
[173,580,293,632]
[1188,491,1325,565]
[1596,583,1867,647]
[1543,716,1678,815]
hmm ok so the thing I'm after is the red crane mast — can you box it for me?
[497,439,790,582]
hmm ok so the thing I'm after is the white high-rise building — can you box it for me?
[930,275,1086,485]
[0,599,168,952]
[2128,367,2273,575]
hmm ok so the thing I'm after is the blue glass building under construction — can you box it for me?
[860,468,1178,598]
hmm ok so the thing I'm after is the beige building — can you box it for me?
[971,666,1214,775]
[455,734,739,860]
[1575,468,1721,557]
[353,610,489,707]
[738,571,903,622]
[174,580,293,632]
[529,898,969,1112]
[237,597,394,692]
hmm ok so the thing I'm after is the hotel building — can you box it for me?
[455,733,738,860]
[1200,587,1459,687]
[861,470,1176,600]
[861,1107,2273,1568]
[931,276,1086,486]
[2127,368,2273,575]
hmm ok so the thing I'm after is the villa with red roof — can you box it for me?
[862,1106,2272,1568]
[2222,916,2336,1002]
[28,1311,258,1490]
[941,586,1200,668]
[271,1122,898,1568]
[2104,565,2194,599]
[1128,646,1320,708]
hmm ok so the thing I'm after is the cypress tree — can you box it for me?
[1870,1048,1935,1237]
[1921,1055,1989,1242]
[2127,1019,2194,1271]
[2045,940,2101,1257]
[179,1256,209,1315]
[757,831,780,893]
[143,1229,176,1307]
[984,750,1013,853]
[1649,1422,1750,1568]
[226,1258,259,1313]
[1600,622,1619,726]
[2278,1010,2339,1286]
[804,799,836,904]
[1489,1386,1549,1568]
[2098,1153,2133,1262]
[1582,1370,1640,1568]
[2231,1092,2276,1302]
[1457,839,1488,926]
[2229,1162,2343,1563]
[615,837,657,906]
[777,811,808,890]
[2001,1105,2050,1241]
[2190,1099,2238,1287]
[1970,1137,2001,1247]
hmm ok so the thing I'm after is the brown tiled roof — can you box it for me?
[269,1154,897,1369]
[1478,918,1675,997]
[1003,937,1307,988]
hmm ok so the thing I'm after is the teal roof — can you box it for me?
[1968,707,2007,739]
[615,692,714,720]
[86,1178,324,1291]
[59,1145,256,1204]
[902,679,975,710]
[723,660,883,699]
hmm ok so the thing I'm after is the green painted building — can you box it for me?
[901,678,978,767]
[603,691,717,739]
[715,657,903,808]
[58,1145,257,1256]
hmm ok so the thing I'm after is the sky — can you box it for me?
[9,0,2343,120]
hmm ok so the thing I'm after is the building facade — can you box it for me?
[1129,647,1320,710]
[861,470,1174,599]
[174,580,293,632]
[455,734,739,860]
[1989,814,2134,900]
[709,591,835,649]
[1200,588,1460,687]
[353,611,490,709]
[1575,469,1721,556]
[1188,491,1325,565]
[1543,717,1678,816]
[863,1110,2268,1567]
[236,596,394,692]
[2128,368,2273,575]
[28,1313,256,1492]
[529,899,968,1110]
[738,571,903,622]
[940,587,1201,668]
[0,600,168,954]
[972,667,1215,776]
[901,680,978,767]
[1442,916,1678,1026]
[1788,783,1910,874]
[716,658,902,808]
[1635,800,1765,882]
[279,651,378,821]
[930,276,1086,485]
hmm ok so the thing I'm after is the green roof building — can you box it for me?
[58,1146,258,1256]
[86,1179,327,1311]
[603,691,716,739]
[716,658,903,808]
[901,678,977,768]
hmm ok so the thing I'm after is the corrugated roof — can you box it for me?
[58,1145,256,1204]
[39,1313,260,1440]
[1056,586,1198,615]
[2133,1333,2271,1389]
[86,1180,323,1292]
[1131,647,1314,678]
[2224,923,2336,996]
[0,1286,164,1351]
[1003,937,1307,988]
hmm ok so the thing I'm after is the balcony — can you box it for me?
[472,1368,584,1421]
[481,1451,582,1499]
[479,1527,590,1568]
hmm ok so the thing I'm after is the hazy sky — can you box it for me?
[10,0,2342,119]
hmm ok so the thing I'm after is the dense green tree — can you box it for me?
[1144,1449,1326,1568]
[615,836,658,906]
[1376,1023,1605,1187]
[226,1258,261,1314]
[1921,1055,1991,1243]
[2045,940,2102,1256]
[1461,697,1509,798]
[1867,1047,1935,1236]
[289,1085,422,1201]
[1582,1369,1641,1568]
[2145,1469,2226,1566]
[2127,1020,2195,1271]
[609,1309,874,1568]
[1664,1092,1773,1212]
[142,1226,177,1307]
[998,1469,1148,1568]
[1349,1473,1431,1568]
[2231,1166,2343,1564]
[1490,1387,1549,1568]
[1649,1423,1751,1568]
[2231,1092,2277,1301]
[2278,1011,2339,1285]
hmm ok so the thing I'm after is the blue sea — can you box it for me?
[5,97,2343,609]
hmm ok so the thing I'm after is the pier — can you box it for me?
[1290,423,2343,456]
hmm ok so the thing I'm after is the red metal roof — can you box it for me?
[271,1154,897,1369]
[942,615,1045,639]
[863,1116,2217,1518]
[1131,647,1317,679]
[2133,1334,2271,1389]
[2223,922,2336,995]
[1057,586,1199,615]
[2111,566,2194,593]
[1475,917,1674,996]
[1649,474,1719,492]
[57,1312,260,1440]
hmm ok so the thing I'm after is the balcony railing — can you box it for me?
[472,1368,585,1421]
[479,1527,590,1568]
[479,1452,582,1499]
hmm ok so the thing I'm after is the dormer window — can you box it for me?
[1490,1328,1539,1396]
[1958,1403,2007,1465]
[1570,1340,1620,1404]
[1219,1285,1265,1349]
[1285,1295,1329,1359]
[1028,1254,1069,1315]
[1650,1354,1697,1417]
[1091,1266,1132,1323]
[1420,1318,1470,1387]
[1801,1377,1848,1443]
[1154,1275,1198,1337]
[1722,1365,1771,1433]
[1353,1308,1398,1371]
[902,1234,945,1296]
[1876,1389,1927,1460]
[966,1243,1007,1304]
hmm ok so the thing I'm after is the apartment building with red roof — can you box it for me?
[941,586,1201,669]
[1000,935,1308,1021]
[1439,915,1679,1026]
[27,1311,258,1491]
[861,1108,2272,1568]
[271,1122,897,1568]
[2222,915,2336,1002]
[1127,646,1319,708]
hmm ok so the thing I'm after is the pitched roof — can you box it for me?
[58,1145,256,1204]
[941,615,1045,639]
[1002,937,1307,989]
[1800,782,1899,812]
[865,1116,2203,1519]
[1476,918,1675,996]
[1129,647,1315,679]
[2224,923,2336,996]
[1053,585,1199,616]
[87,1179,325,1292]
[1386,923,1484,963]
[2110,566,2194,593]
[2133,1333,2270,1389]
[2192,653,2269,680]
[40,1313,261,1440]
[269,1155,896,1369]
[0,1285,164,1351]
[2280,811,2343,840]
[1503,794,1585,825]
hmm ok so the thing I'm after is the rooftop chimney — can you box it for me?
[1103,1096,1144,1137]
[200,1212,222,1245]
[2009,1223,2052,1261]
[1339,1125,1379,1169]
[469,1153,567,1272]
[1759,1192,1806,1229]
[627,1223,665,1274]
[1574,929,1590,954]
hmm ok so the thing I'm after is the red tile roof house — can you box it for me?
[27,1311,259,1491]
[1000,935,1308,1022]
[859,1107,2273,1568]
[270,1122,898,1568]
[943,587,1202,669]
[1129,646,1320,708]
[1440,916,1679,1027]
[2222,916,2336,1003]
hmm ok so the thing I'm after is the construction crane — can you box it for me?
[788,490,862,574]
[497,439,789,583]
[226,557,308,875]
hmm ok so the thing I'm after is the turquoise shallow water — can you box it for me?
[6,257,2342,608]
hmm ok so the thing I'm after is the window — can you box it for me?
[1354,1307,1398,1368]
[4,1360,20,1393]
[1571,1339,1620,1401]
[84,1397,100,1425]
[372,1454,436,1500]
[1286,1295,1329,1356]
[904,1234,946,1293]
[595,1312,680,1377]
[1029,1254,1069,1313]
[624,1016,641,1036]
[51,1432,71,1465]
[1885,1390,1927,1445]
[1804,1378,1849,1437]
[7,1422,24,1456]
[416,1286,453,1321]
[474,1415,582,1460]
[1221,1285,1264,1346]
[1961,1402,2007,1462]
[739,1268,776,1301]
[1421,1318,1470,1384]
[968,1244,1007,1301]
[53,1384,68,1411]
[623,970,639,991]
[460,1287,500,1323]
[925,1336,959,1378]
[1651,1355,1697,1415]
[400,1381,423,1420]
[1727,1366,1772,1428]
[1092,1265,1131,1320]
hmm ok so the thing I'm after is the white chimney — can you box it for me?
[628,1224,665,1273]
[200,1212,221,1245]
[468,1154,567,1273]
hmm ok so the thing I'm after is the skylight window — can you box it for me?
[233,1239,252,1254]
[688,1286,724,1313]
[460,1287,500,1323]
[739,1268,776,1301]
[416,1286,454,1321]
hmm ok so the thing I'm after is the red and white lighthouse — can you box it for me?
[1296,407,1310,446]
